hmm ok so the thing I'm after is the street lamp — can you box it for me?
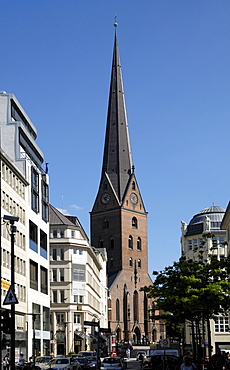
[27,313,41,367]
[3,215,19,370]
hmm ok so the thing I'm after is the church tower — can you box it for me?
[90,26,154,344]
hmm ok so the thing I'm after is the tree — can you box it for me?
[142,252,230,361]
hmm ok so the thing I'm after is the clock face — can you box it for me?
[130,193,138,204]
[101,193,110,204]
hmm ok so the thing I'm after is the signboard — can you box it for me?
[1,280,11,290]
[149,350,179,357]
[84,321,99,327]
[100,328,111,333]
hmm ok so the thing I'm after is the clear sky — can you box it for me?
[1,1,230,275]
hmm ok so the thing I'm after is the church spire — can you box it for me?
[101,28,133,202]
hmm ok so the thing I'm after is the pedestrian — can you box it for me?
[19,353,26,367]
[181,356,197,370]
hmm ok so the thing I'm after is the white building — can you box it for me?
[49,205,108,356]
[181,205,230,355]
[0,91,50,360]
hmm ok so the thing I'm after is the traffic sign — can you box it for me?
[3,286,19,305]
[160,339,170,348]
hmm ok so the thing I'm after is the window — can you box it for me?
[43,307,50,331]
[79,249,83,255]
[29,221,38,252]
[212,237,218,248]
[53,290,57,303]
[219,237,225,247]
[132,217,138,229]
[53,269,57,282]
[52,248,57,260]
[74,295,84,304]
[56,313,64,324]
[137,237,141,251]
[110,237,114,249]
[129,257,133,267]
[60,268,64,282]
[188,240,192,251]
[60,248,64,260]
[31,168,39,213]
[193,239,198,248]
[30,260,38,290]
[110,258,114,267]
[53,230,57,238]
[215,316,229,332]
[60,229,64,238]
[60,290,65,303]
[40,229,47,259]
[132,181,136,190]
[71,230,75,238]
[99,239,103,248]
[41,178,49,222]
[133,291,139,323]
[116,299,120,321]
[40,266,48,294]
[74,313,81,324]
[32,303,41,330]
[199,238,203,248]
[138,259,141,268]
[103,218,109,229]
[128,235,133,249]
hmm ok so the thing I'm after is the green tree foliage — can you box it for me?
[141,243,230,360]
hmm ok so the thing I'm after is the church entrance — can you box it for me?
[133,326,141,345]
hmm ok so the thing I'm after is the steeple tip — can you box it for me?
[114,12,118,28]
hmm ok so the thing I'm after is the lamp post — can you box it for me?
[84,328,87,351]
[3,215,19,370]
[27,313,41,367]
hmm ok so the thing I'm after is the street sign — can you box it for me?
[84,320,99,326]
[160,339,170,348]
[3,286,18,305]
[100,328,111,333]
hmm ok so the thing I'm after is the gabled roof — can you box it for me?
[101,31,133,202]
[49,204,81,227]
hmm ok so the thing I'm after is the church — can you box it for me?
[90,25,163,344]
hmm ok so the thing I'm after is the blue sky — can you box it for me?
[1,1,230,275]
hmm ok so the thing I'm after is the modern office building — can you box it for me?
[90,29,163,344]
[0,91,50,359]
[181,205,229,354]
[49,205,108,356]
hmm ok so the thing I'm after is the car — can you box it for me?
[100,357,125,370]
[78,351,96,357]
[72,357,89,370]
[136,351,146,361]
[48,357,81,370]
[142,355,180,370]
[86,356,101,369]
[35,356,53,369]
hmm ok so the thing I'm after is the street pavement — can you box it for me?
[126,358,142,370]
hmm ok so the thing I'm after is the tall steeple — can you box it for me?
[101,28,133,203]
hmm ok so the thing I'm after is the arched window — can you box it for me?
[110,258,114,267]
[128,235,133,249]
[116,299,120,321]
[110,237,114,249]
[103,218,109,229]
[99,238,103,248]
[132,217,138,229]
[138,259,141,268]
[137,237,141,250]
[133,290,139,323]
[132,181,136,190]
[129,257,133,267]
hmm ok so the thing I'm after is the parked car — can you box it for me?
[86,356,101,369]
[136,351,147,361]
[100,357,125,370]
[48,357,81,370]
[35,356,53,370]
[72,357,89,370]
[78,351,96,357]
[142,355,180,370]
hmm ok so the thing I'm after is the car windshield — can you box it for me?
[52,359,69,364]
[103,358,121,364]
[37,358,51,363]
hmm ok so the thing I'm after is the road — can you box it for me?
[126,358,142,370]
